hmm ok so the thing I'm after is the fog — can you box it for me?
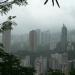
[0,0,75,34]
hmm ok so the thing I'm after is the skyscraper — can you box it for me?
[29,30,37,51]
[41,31,50,50]
[61,24,67,42]
[36,29,41,47]
[2,30,11,52]
[61,24,67,52]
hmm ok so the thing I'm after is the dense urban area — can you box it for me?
[0,0,75,75]
[0,24,75,75]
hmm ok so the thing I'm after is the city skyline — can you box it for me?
[0,0,75,75]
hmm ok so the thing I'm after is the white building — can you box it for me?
[20,56,31,67]
[50,53,69,75]
[34,56,47,75]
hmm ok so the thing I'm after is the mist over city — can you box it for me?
[0,0,75,75]
[0,0,75,34]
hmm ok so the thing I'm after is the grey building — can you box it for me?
[61,24,67,51]
[2,30,11,52]
[29,30,37,51]
[41,31,50,50]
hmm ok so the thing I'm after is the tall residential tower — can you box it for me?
[29,30,37,51]
[2,30,11,52]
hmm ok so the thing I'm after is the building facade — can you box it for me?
[61,24,67,52]
[29,30,37,51]
[41,31,50,50]
[2,30,11,52]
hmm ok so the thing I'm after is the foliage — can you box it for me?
[0,0,28,14]
[0,0,60,15]
[0,0,60,75]
[44,0,60,8]
[0,16,17,32]
[47,68,64,75]
[70,69,75,75]
[0,43,35,75]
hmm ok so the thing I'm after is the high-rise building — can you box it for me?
[29,30,37,51]
[41,31,50,50]
[36,29,41,47]
[61,24,67,43]
[29,30,50,51]
[2,30,11,52]
[61,24,67,51]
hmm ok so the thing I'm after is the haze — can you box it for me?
[0,0,75,34]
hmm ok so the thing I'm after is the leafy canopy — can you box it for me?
[0,0,60,14]
[0,0,28,14]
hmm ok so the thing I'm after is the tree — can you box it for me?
[47,68,65,75]
[69,61,75,75]
[0,16,17,32]
[0,9,35,75]
[0,43,35,75]
[0,0,60,74]
[0,43,20,75]
[0,0,60,32]
[0,0,28,14]
[44,0,60,8]
[0,0,60,15]
[70,69,75,75]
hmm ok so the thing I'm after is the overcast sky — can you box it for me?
[0,0,75,34]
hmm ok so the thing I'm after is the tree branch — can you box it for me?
[0,0,28,14]
[44,0,60,8]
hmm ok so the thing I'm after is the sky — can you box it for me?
[0,0,75,34]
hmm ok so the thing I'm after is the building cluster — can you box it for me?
[49,53,69,75]
[21,24,75,75]
[1,24,75,75]
[29,29,50,51]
